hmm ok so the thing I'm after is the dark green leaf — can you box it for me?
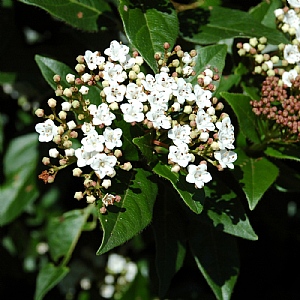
[0,133,39,226]
[221,92,261,144]
[189,223,239,300]
[119,0,179,72]
[179,6,289,45]
[215,74,241,98]
[34,263,69,300]
[47,205,94,262]
[201,182,257,240]
[19,0,111,31]
[241,82,261,101]
[152,186,187,297]
[97,168,158,255]
[133,130,158,164]
[35,55,102,105]
[264,143,300,162]
[189,44,227,86]
[233,148,279,210]
[0,71,16,84]
[153,161,204,214]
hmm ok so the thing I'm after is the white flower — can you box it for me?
[120,102,144,123]
[141,74,156,91]
[75,146,97,167]
[216,116,235,150]
[79,86,89,95]
[81,122,96,135]
[288,0,300,8]
[146,105,171,129]
[103,62,127,83]
[283,9,300,29]
[88,103,116,126]
[194,85,212,108]
[84,50,105,70]
[103,127,122,150]
[173,78,195,104]
[147,91,169,111]
[182,52,192,64]
[125,82,148,103]
[35,119,58,142]
[81,73,92,83]
[196,109,215,131]
[90,153,117,179]
[81,131,105,153]
[283,44,300,64]
[168,124,191,145]
[49,148,59,158]
[168,142,192,167]
[61,102,72,111]
[282,69,298,87]
[155,72,177,93]
[186,164,212,188]
[214,150,237,169]
[65,148,75,156]
[104,40,129,63]
[107,253,127,274]
[103,82,126,103]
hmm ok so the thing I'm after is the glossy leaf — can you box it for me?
[189,223,239,300]
[215,74,241,98]
[34,263,69,300]
[97,168,158,255]
[221,92,261,144]
[47,205,95,262]
[201,182,258,240]
[264,144,300,162]
[233,148,279,210]
[35,54,102,105]
[119,0,179,72]
[19,0,111,31]
[179,6,289,45]
[152,186,187,297]
[153,161,204,214]
[188,44,227,86]
[0,133,39,226]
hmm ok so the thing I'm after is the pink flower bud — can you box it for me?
[35,108,44,117]
[48,98,57,108]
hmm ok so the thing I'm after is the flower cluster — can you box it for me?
[35,40,237,210]
[237,0,300,142]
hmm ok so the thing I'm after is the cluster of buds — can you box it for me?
[35,40,237,212]
[236,0,300,143]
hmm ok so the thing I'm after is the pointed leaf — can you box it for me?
[19,0,111,31]
[119,0,179,72]
[233,148,279,210]
[0,133,39,226]
[153,161,204,214]
[34,263,69,300]
[47,206,94,262]
[179,6,289,45]
[189,44,227,86]
[201,182,257,240]
[264,143,300,162]
[215,74,241,98]
[221,92,261,144]
[35,55,102,105]
[97,168,158,255]
[152,186,187,297]
[189,223,239,300]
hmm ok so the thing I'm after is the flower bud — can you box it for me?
[65,148,75,156]
[74,191,84,200]
[114,149,122,158]
[42,157,50,165]
[86,195,96,204]
[171,164,181,173]
[48,98,57,108]
[66,73,75,84]
[121,162,132,171]
[58,111,67,120]
[75,63,85,73]
[81,73,92,83]
[49,148,60,158]
[102,179,111,189]
[63,88,72,98]
[73,167,82,177]
[199,132,209,142]
[79,86,89,95]
[35,108,44,117]
[67,120,77,130]
[53,74,61,82]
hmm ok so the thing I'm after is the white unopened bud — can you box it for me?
[172,102,181,112]
[48,98,57,108]
[109,102,119,110]
[66,73,75,84]
[183,105,192,114]
[121,162,132,171]
[67,120,77,130]
[171,164,181,173]
[74,191,84,201]
[73,167,82,177]
[79,86,89,95]
[61,102,72,111]
[35,108,44,117]
[102,179,111,189]
[114,149,122,158]
[211,141,220,151]
[204,68,213,78]
[49,148,60,158]
[81,73,92,83]
[86,195,96,204]
[63,88,72,97]
[58,111,67,120]
[65,148,75,156]
[206,106,215,115]
[199,132,209,142]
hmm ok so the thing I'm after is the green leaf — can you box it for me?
[233,148,279,210]
[201,182,258,240]
[34,263,69,300]
[119,0,179,73]
[97,168,158,255]
[215,74,241,98]
[35,55,102,105]
[153,161,204,214]
[19,0,111,31]
[264,143,300,162]
[249,0,282,29]
[133,130,158,164]
[0,133,39,226]
[189,44,227,86]
[179,6,289,45]
[0,71,16,84]
[47,205,94,262]
[221,92,261,144]
[189,223,239,300]
[152,186,187,297]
